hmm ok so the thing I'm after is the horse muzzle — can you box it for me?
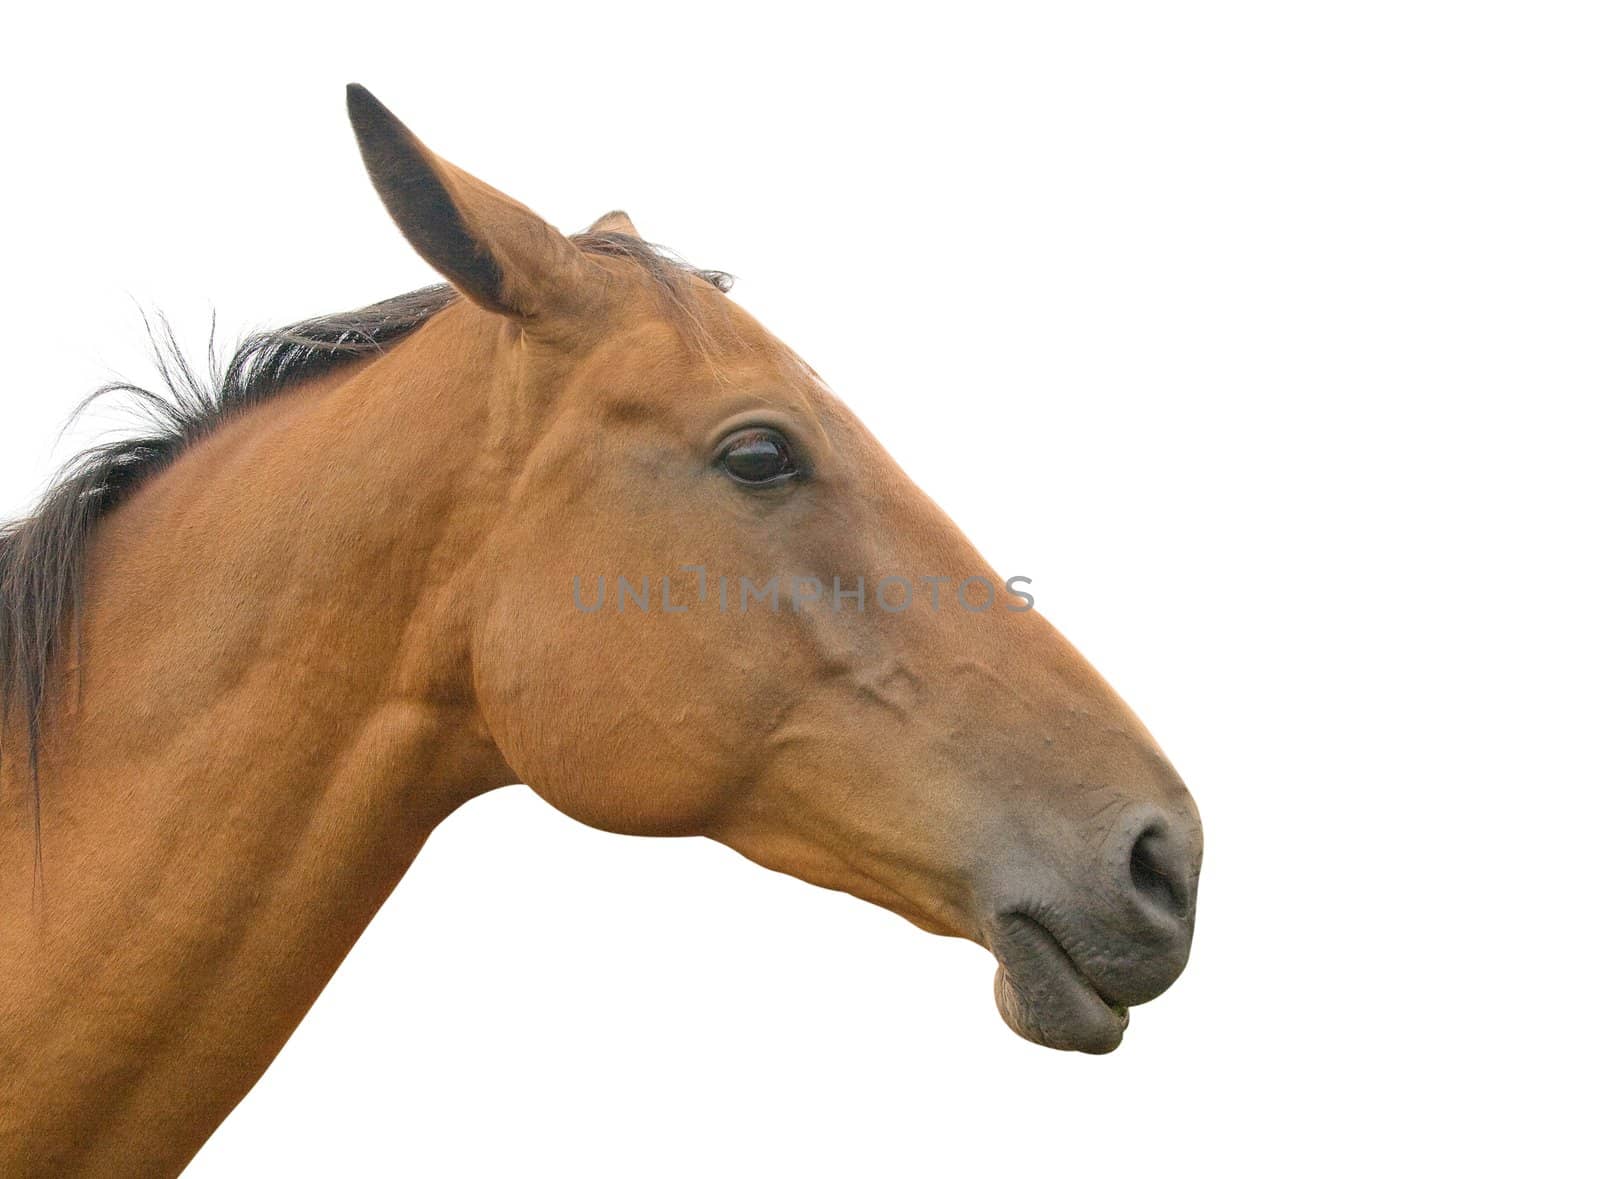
[984,799,1201,1052]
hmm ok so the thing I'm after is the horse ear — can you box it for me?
[346,84,599,319]
[587,210,640,237]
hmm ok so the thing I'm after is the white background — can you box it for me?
[3,3,1596,1175]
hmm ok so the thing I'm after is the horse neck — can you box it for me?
[0,299,524,1176]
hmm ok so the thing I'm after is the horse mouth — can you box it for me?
[988,911,1131,1054]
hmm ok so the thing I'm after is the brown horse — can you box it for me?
[0,86,1201,1176]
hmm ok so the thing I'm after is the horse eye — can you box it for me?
[719,428,798,485]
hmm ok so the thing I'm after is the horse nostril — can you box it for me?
[1128,825,1188,920]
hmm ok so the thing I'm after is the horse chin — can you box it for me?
[988,913,1131,1054]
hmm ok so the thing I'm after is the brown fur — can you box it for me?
[0,86,1201,1175]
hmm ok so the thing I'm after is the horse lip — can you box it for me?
[1010,911,1128,1011]
[988,910,1130,1052]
